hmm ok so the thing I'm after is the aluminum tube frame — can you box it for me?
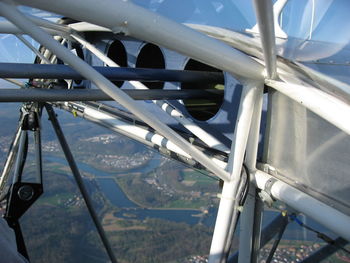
[2,78,26,88]
[240,150,264,263]
[301,237,348,263]
[246,85,264,171]
[25,14,72,35]
[70,33,121,69]
[71,34,229,153]
[229,213,289,263]
[249,195,264,263]
[0,3,230,181]
[11,130,27,183]
[16,35,50,64]
[252,0,277,79]
[83,105,190,159]
[188,24,350,104]
[265,216,288,263]
[222,169,248,261]
[67,102,227,169]
[45,104,117,263]
[254,169,350,241]
[236,83,264,263]
[81,101,229,165]
[59,103,201,169]
[294,61,350,103]
[57,102,160,152]
[13,0,263,81]
[237,186,259,263]
[33,128,43,183]
[0,125,22,194]
[266,79,350,136]
[222,83,264,262]
[0,13,71,34]
[0,88,224,102]
[208,82,262,263]
[0,20,63,35]
[69,22,111,32]
[0,63,224,83]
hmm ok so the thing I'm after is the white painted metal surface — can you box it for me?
[16,34,50,64]
[252,0,277,79]
[0,0,349,261]
[72,102,227,169]
[0,1,231,181]
[72,33,230,153]
[237,76,264,263]
[13,0,264,81]
[209,82,263,263]
[266,79,350,136]
[254,169,350,241]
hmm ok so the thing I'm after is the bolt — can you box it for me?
[18,185,34,201]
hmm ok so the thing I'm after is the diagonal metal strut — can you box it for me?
[45,104,118,263]
[0,2,230,181]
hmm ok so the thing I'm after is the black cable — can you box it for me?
[0,191,8,202]
[224,165,251,261]
[231,164,250,234]
[290,214,350,255]
[265,215,289,263]
[239,163,250,206]
[17,131,28,183]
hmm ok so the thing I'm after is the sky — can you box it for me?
[1,1,350,65]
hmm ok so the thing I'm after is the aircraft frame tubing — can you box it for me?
[1,0,350,260]
[58,102,209,169]
[0,88,224,102]
[11,0,264,81]
[254,169,350,242]
[61,101,227,169]
[0,20,66,35]
[0,2,232,182]
[209,81,263,263]
[236,82,264,263]
[266,79,350,136]
[0,125,22,195]
[16,35,51,64]
[70,31,230,154]
[252,0,277,80]
[2,0,350,141]
[0,62,224,84]
[45,105,117,263]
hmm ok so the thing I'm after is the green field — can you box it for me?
[181,169,217,185]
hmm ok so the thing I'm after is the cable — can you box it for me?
[224,165,250,260]
[239,163,250,206]
[265,214,288,263]
[289,214,350,255]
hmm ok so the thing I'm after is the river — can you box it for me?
[44,155,216,226]
[44,155,335,241]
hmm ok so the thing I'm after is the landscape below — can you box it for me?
[0,103,348,262]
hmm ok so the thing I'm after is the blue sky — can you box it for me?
[1,0,350,65]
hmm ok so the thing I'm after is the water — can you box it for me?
[44,155,335,240]
[96,178,138,208]
[44,155,215,225]
[44,155,161,176]
[115,208,203,225]
[95,178,215,226]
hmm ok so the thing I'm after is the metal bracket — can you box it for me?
[5,182,43,220]
[258,177,277,207]
[22,111,40,131]
[258,163,278,177]
[4,182,43,261]
[1,103,44,261]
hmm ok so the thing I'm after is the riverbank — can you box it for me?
[111,177,203,211]
[43,155,336,239]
